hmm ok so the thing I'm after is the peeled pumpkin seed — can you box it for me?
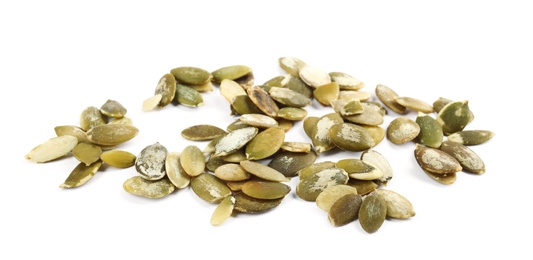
[220,79,247,105]
[375,84,406,114]
[335,159,383,181]
[268,150,317,178]
[25,135,78,163]
[247,85,279,118]
[387,117,421,144]
[375,189,415,219]
[328,193,362,227]
[297,161,336,180]
[211,65,252,83]
[358,193,387,233]
[414,144,462,174]
[234,71,255,89]
[362,125,386,146]
[234,192,284,213]
[331,99,364,116]
[338,90,372,102]
[346,179,378,195]
[415,113,443,148]
[123,176,175,199]
[423,169,457,185]
[214,127,258,157]
[170,66,211,85]
[283,74,314,98]
[329,123,375,152]
[264,75,285,87]
[152,73,177,107]
[436,100,470,135]
[189,80,214,92]
[226,179,248,192]
[54,125,90,143]
[277,119,294,133]
[303,116,319,139]
[221,148,247,163]
[100,150,136,168]
[239,114,278,129]
[231,95,263,115]
[299,65,331,88]
[180,145,206,177]
[362,101,387,116]
[135,142,168,180]
[142,94,163,112]
[72,142,102,166]
[394,96,434,114]
[59,161,102,188]
[315,184,358,212]
[440,141,485,174]
[280,142,312,153]
[433,97,475,123]
[109,117,133,125]
[80,106,105,131]
[191,173,231,203]
[447,130,495,145]
[211,195,235,226]
[175,84,204,107]
[342,107,384,126]
[311,113,344,154]
[279,56,307,77]
[361,150,393,183]
[239,160,290,182]
[268,87,312,108]
[241,180,291,200]
[203,135,224,154]
[329,71,364,90]
[313,82,340,106]
[296,167,349,201]
[276,107,308,121]
[245,127,285,160]
[181,124,227,141]
[206,155,227,172]
[86,124,139,146]
[214,163,250,181]
[100,99,127,118]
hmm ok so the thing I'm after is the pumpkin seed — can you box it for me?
[311,113,344,154]
[387,117,421,144]
[190,173,232,203]
[220,79,247,104]
[279,57,307,77]
[331,99,364,116]
[203,135,225,154]
[239,114,278,128]
[316,184,358,212]
[338,90,372,102]
[231,95,263,115]
[277,119,293,132]
[440,141,485,174]
[276,107,308,121]
[239,160,290,182]
[245,127,285,160]
[170,66,212,85]
[362,125,386,146]
[358,193,387,233]
[123,176,175,199]
[328,193,362,227]
[346,179,378,195]
[206,155,227,172]
[100,99,127,118]
[329,123,375,151]
[303,116,319,139]
[86,124,139,146]
[247,85,279,118]
[54,125,90,143]
[142,94,163,112]
[336,159,384,180]
[362,101,387,116]
[233,192,284,213]
[433,97,474,123]
[175,84,204,107]
[297,161,336,180]
[375,84,406,114]
[100,150,136,168]
[299,65,331,88]
[394,96,434,113]
[313,82,340,106]
[296,167,349,201]
[283,74,314,98]
[268,87,312,107]
[268,150,317,178]
[211,196,235,226]
[342,107,384,126]
[226,179,249,191]
[221,148,247,163]
[375,189,415,219]
[108,117,133,125]
[25,135,78,163]
[214,127,258,157]
[415,113,443,148]
[361,150,393,183]
[135,142,168,180]
[423,169,457,185]
[263,75,285,87]
[447,130,495,145]
[211,65,252,83]
[80,106,105,131]
[436,100,470,135]
[234,71,255,89]
[241,180,291,200]
[153,73,177,107]
[214,163,250,181]
[72,142,102,166]
[329,72,364,90]
[280,142,312,153]
[180,145,205,177]
[59,161,102,188]
[181,124,227,141]
[414,144,462,174]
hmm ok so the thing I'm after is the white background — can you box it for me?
[1,1,531,259]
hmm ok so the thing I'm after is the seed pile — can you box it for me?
[25,57,494,233]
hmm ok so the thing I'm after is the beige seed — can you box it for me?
[239,160,290,182]
[80,106,105,131]
[100,99,127,118]
[394,96,434,113]
[423,169,457,185]
[239,114,278,128]
[165,152,191,189]
[375,189,415,219]
[278,56,307,77]
[299,65,331,88]
[387,117,421,144]
[329,71,364,90]
[338,90,372,102]
[60,161,102,189]
[315,184,358,212]
[211,196,235,226]
[245,127,285,160]
[142,94,163,112]
[54,125,91,143]
[72,142,102,166]
[135,142,168,180]
[280,142,312,153]
[214,163,250,181]
[313,82,340,106]
[220,79,247,104]
[214,127,258,157]
[123,176,175,199]
[361,150,393,183]
[241,180,291,200]
[25,135,78,163]
[414,144,462,174]
[108,117,133,126]
[180,145,206,177]
[375,84,406,114]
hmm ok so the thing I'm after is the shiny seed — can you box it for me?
[190,173,232,203]
[59,161,102,188]
[180,145,205,177]
[54,125,90,143]
[316,184,358,212]
[280,142,312,153]
[247,85,279,118]
[268,150,317,178]
[279,57,307,77]
[283,74,313,98]
[346,179,378,195]
[313,82,340,106]
[436,100,471,135]
[336,159,383,180]
[414,144,462,174]
[329,123,375,151]
[100,99,127,118]
[361,150,393,183]
[142,94,163,112]
[153,73,177,107]
[175,84,204,107]
[415,113,443,148]
[100,150,136,168]
[447,130,495,145]
[299,65,331,88]
[269,87,312,108]
[211,196,235,226]
[135,142,168,180]
[342,107,384,126]
[25,135,78,163]
[394,96,434,113]
[311,113,344,154]
[211,65,252,83]
[375,84,406,114]
[338,90,372,102]
[362,125,386,146]
[296,167,349,201]
[233,192,283,213]
[72,142,102,166]
[170,66,211,85]
[328,193,363,227]
[303,116,319,139]
[123,176,175,199]
[358,193,387,233]
[375,189,415,219]
[440,141,485,174]
[329,72,364,90]
[239,160,290,182]
[80,106,105,131]
[214,163,250,181]
[387,117,421,144]
[239,114,278,128]
[181,124,227,141]
[214,127,258,157]
[276,107,308,121]
[423,169,457,184]
[245,127,285,160]
[241,180,291,200]
[86,124,139,146]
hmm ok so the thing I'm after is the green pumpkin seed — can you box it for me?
[72,142,102,166]
[436,100,471,135]
[311,113,344,154]
[346,179,378,195]
[108,117,133,125]
[329,123,375,152]
[180,145,205,177]
[433,97,453,113]
[234,71,255,89]
[245,127,285,160]
[123,176,175,199]
[329,72,364,90]
[342,107,384,126]
[358,193,387,233]
[283,74,313,98]
[100,150,136,168]
[375,84,406,114]
[277,118,292,133]
[361,150,393,183]
[220,79,247,104]
[375,189,415,219]
[447,130,495,146]
[214,163,250,181]
[181,124,227,141]
[203,135,225,154]
[100,99,127,118]
[362,125,386,146]
[297,161,336,179]
[234,192,284,213]
[303,116,319,139]
[268,87,312,108]
[25,135,78,163]
[239,160,290,182]
[142,94,163,112]
[211,65,252,83]
[331,99,364,116]
[313,82,340,106]
[231,95,264,115]
[170,66,212,85]
[221,148,247,163]
[211,196,235,226]
[59,161,102,188]
[239,114,278,128]
[154,73,177,107]
[135,142,168,180]
[414,144,462,174]
[54,125,90,143]
[280,142,312,153]
[279,56,307,77]
[268,150,317,178]
[440,141,485,174]
[80,106,105,131]
[328,193,362,227]
[415,113,443,148]
[336,159,383,180]
[338,90,372,102]
[263,75,285,87]
[316,184,358,212]
[175,84,204,107]
[394,96,434,114]
[276,107,308,121]
[362,101,387,116]
[214,127,258,157]
[387,117,421,144]
[299,65,331,88]
[247,85,279,118]
[206,155,227,172]
[226,179,249,192]
[296,167,349,201]
[190,173,232,203]
[423,169,457,184]
[241,180,291,200]
[86,124,139,146]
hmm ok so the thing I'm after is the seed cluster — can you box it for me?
[25,57,494,233]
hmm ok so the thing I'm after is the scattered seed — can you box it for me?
[338,90,372,102]
[375,84,406,114]
[135,142,168,180]
[241,180,291,200]
[375,189,415,219]
[100,150,136,168]
[346,179,378,195]
[269,87,312,107]
[181,124,227,141]
[296,167,349,201]
[86,124,139,146]
[123,176,175,199]
[447,130,495,145]
[436,100,471,135]
[190,173,232,203]
[142,94,163,112]
[54,125,90,143]
[336,159,383,181]
[245,127,285,160]
[342,107,384,126]
[268,150,317,178]
[25,135,78,163]
[361,150,393,183]
[239,160,290,182]
[328,193,362,227]
[211,196,235,226]
[313,82,340,106]
[414,144,462,174]
[329,72,364,90]
[311,113,344,154]
[280,142,312,153]
[299,65,331,88]
[211,65,252,83]
[170,66,212,85]
[276,107,308,121]
[387,117,421,144]
[358,193,387,233]
[247,85,279,118]
[329,123,375,152]
[239,114,278,128]
[180,145,205,177]
[80,106,106,131]
[315,184,358,212]
[214,127,258,157]
[214,163,250,181]
[233,192,284,213]
[423,169,457,185]
[303,116,319,139]
[60,161,102,189]
[415,113,443,148]
[279,57,307,77]
[440,141,485,174]
[175,84,204,107]
[100,99,127,118]
[72,142,102,166]
[394,96,434,113]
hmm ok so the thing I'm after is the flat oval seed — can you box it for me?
[211,196,235,226]
[328,193,363,227]
[72,142,102,166]
[447,130,495,145]
[335,159,383,181]
[100,99,127,118]
[241,180,291,200]
[329,123,375,152]
[296,167,349,201]
[220,79,247,104]
[142,94,163,112]
[165,152,191,189]
[221,148,247,163]
[100,150,136,168]
[269,87,312,107]
[303,116,319,139]
[342,108,384,126]
[86,124,139,146]
[375,189,416,219]
[280,142,312,153]
[214,127,258,157]
[109,117,133,126]
[233,192,284,213]
[394,96,434,113]
[358,193,387,233]
[299,65,331,88]
[375,84,406,114]
[414,144,462,174]
[214,163,250,181]
[316,184,358,212]
[247,85,279,118]
[135,142,168,180]
[338,90,372,102]
[80,106,105,131]
[245,127,285,160]
[170,66,211,85]
[180,145,205,177]
[234,71,255,89]
[346,179,378,196]
[154,73,177,107]
[331,99,364,116]
[211,65,252,83]
[433,97,475,122]
[190,173,232,203]
[175,84,204,107]
[239,160,290,182]
[123,176,175,199]
[276,107,308,121]
[416,113,443,148]
[59,161,102,188]
[440,141,485,174]
[297,161,336,180]
[239,114,278,129]
[387,117,421,144]
[313,82,340,106]
[329,71,364,90]
[362,125,386,146]
[54,125,90,143]
[279,56,307,77]
[423,169,457,184]
[25,135,78,163]
[436,100,471,135]
[231,95,263,115]
[268,150,317,178]
[361,150,393,183]
[312,113,344,154]
[181,124,227,141]
[264,75,285,87]
[283,74,314,98]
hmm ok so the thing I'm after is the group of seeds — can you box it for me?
[26,57,494,233]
